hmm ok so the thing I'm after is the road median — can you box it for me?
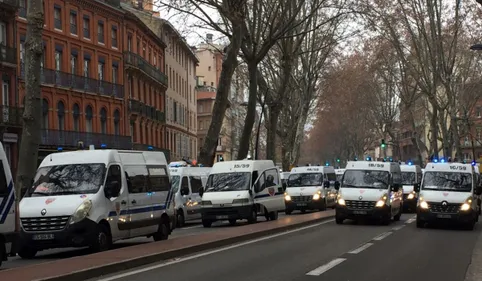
[0,210,334,281]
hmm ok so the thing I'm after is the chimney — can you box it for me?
[206,33,213,43]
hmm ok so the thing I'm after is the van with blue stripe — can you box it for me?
[199,160,285,227]
[17,148,175,259]
[0,141,16,268]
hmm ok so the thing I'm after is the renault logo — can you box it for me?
[442,201,448,207]
[41,209,47,216]
[359,196,363,200]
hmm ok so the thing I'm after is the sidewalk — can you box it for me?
[0,210,334,281]
[465,226,482,281]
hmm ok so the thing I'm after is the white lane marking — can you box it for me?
[373,231,392,241]
[347,243,373,254]
[306,258,346,276]
[405,218,415,224]
[392,225,406,231]
[180,225,203,230]
[96,219,335,281]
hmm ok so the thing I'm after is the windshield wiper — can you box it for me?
[343,184,358,188]
[365,175,388,186]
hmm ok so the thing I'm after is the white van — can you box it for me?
[280,172,290,187]
[400,164,422,212]
[17,149,176,259]
[415,162,481,230]
[199,160,285,227]
[335,161,403,225]
[169,167,211,226]
[0,142,16,267]
[335,169,345,182]
[284,166,338,214]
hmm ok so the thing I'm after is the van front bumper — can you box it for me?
[285,199,325,211]
[201,205,252,220]
[417,208,475,224]
[20,218,98,250]
[403,194,418,210]
[336,204,390,220]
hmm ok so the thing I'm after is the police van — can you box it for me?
[335,169,345,182]
[400,164,422,212]
[415,162,481,229]
[335,161,403,225]
[284,166,338,214]
[199,160,285,227]
[280,172,290,187]
[17,149,175,259]
[169,167,211,227]
[0,142,16,267]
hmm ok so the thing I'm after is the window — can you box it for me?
[42,99,49,129]
[19,0,26,18]
[54,6,62,30]
[97,21,104,44]
[73,103,80,131]
[105,165,122,194]
[70,52,77,74]
[114,109,120,135]
[265,168,280,187]
[54,50,62,71]
[189,176,203,193]
[98,61,104,80]
[217,138,222,146]
[70,11,77,34]
[127,35,132,51]
[478,107,481,118]
[147,166,170,192]
[125,165,148,193]
[111,26,117,48]
[85,105,93,133]
[112,63,118,84]
[19,40,25,62]
[83,16,90,39]
[0,160,7,196]
[57,101,65,130]
[83,55,90,77]
[100,108,107,134]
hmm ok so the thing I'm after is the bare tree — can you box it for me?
[16,0,44,206]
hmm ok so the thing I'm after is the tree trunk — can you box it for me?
[198,23,244,166]
[429,102,439,158]
[237,61,258,159]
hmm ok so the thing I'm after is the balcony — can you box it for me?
[40,129,132,149]
[0,0,19,11]
[124,52,168,88]
[129,99,165,123]
[20,65,124,99]
[0,45,16,66]
[0,106,23,127]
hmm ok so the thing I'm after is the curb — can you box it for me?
[464,225,482,281]
[37,214,334,281]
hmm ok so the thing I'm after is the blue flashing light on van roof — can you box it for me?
[433,158,438,163]
[57,147,63,152]
[440,158,445,163]
[389,158,393,162]
[325,162,329,166]
[148,146,153,151]
[366,156,371,161]
[354,157,358,161]
[472,160,477,166]
[100,144,107,149]
[408,160,413,165]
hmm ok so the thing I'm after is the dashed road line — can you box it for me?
[306,258,347,276]
[392,224,406,231]
[373,231,392,241]
[347,242,374,254]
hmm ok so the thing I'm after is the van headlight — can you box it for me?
[284,194,292,201]
[337,198,345,205]
[375,200,385,207]
[461,203,471,211]
[313,192,321,200]
[419,201,429,209]
[70,200,92,225]
[407,192,415,200]
[232,198,249,204]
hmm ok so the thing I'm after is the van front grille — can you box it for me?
[427,202,460,213]
[21,216,70,232]
[345,200,376,210]
[291,196,312,202]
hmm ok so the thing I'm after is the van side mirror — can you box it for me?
[199,186,204,197]
[323,181,330,188]
[414,183,420,193]
[105,180,120,199]
[334,181,340,190]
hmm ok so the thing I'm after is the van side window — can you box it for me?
[0,160,7,196]
[252,171,258,187]
[327,173,336,181]
[190,176,203,193]
[265,169,279,186]
[147,165,170,192]
[392,172,401,185]
[417,173,422,183]
[181,176,189,190]
[106,165,121,185]
[124,165,148,193]
[256,172,265,191]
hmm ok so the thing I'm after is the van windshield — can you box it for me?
[336,174,343,182]
[28,164,107,196]
[287,173,323,187]
[401,172,416,185]
[422,172,472,192]
[206,172,251,192]
[342,170,389,189]
[171,175,180,193]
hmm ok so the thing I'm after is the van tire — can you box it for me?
[285,209,293,215]
[247,208,257,224]
[416,218,424,228]
[269,211,278,221]
[464,220,476,231]
[176,210,185,228]
[153,221,170,241]
[90,223,112,252]
[202,219,212,228]
[18,246,37,259]
[335,217,344,224]
[319,199,327,211]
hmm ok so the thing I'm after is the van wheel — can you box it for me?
[269,211,279,221]
[247,208,257,224]
[176,210,185,227]
[202,219,212,228]
[90,223,112,252]
[285,209,293,215]
[464,220,476,231]
[300,209,306,214]
[18,246,37,259]
[335,217,344,224]
[153,221,170,241]
[416,217,424,228]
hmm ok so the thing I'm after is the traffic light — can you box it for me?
[381,139,386,149]
[336,158,340,163]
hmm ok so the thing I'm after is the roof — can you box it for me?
[121,3,167,48]
[424,163,474,173]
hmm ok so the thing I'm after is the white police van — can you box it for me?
[169,167,211,227]
[199,160,285,227]
[400,164,422,212]
[284,166,338,214]
[335,161,403,225]
[416,162,481,230]
[17,148,175,259]
[0,142,16,267]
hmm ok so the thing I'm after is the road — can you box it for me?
[3,213,291,269]
[89,214,481,281]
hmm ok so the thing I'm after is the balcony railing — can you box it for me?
[0,0,19,10]
[20,65,124,98]
[0,45,16,65]
[129,99,165,123]
[41,129,132,149]
[124,52,168,87]
[0,106,23,126]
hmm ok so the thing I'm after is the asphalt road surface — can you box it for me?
[89,214,481,281]
[3,213,291,269]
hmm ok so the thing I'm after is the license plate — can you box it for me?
[216,215,228,219]
[297,203,307,206]
[353,210,367,215]
[437,214,452,219]
[32,234,54,240]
